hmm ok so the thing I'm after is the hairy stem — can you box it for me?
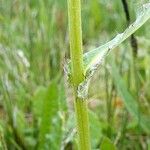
[67,0,91,149]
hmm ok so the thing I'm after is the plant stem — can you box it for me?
[74,98,91,150]
[67,0,91,149]
[67,0,84,85]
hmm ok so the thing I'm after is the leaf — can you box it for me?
[67,3,150,76]
[35,78,67,150]
[83,3,150,75]
[33,86,47,117]
[110,58,150,133]
[100,137,116,150]
[48,79,67,150]
[66,3,150,99]
[38,79,59,150]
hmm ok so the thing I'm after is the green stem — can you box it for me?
[74,98,91,150]
[67,0,91,149]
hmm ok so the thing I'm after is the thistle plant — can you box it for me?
[67,1,150,149]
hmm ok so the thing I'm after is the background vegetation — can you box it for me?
[0,0,150,149]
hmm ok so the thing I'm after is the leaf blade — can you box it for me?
[110,58,150,133]
[83,3,150,74]
[37,80,59,150]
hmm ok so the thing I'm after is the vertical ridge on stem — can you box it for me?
[67,0,91,149]
[67,0,84,86]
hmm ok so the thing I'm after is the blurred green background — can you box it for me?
[0,0,150,149]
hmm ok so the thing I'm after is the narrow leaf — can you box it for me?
[83,3,150,74]
[33,86,47,117]
[67,3,150,99]
[110,59,150,133]
[38,80,58,150]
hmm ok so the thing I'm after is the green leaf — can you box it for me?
[83,3,150,75]
[67,3,150,99]
[111,61,138,117]
[38,79,59,150]
[35,78,67,150]
[33,86,47,117]
[67,3,150,79]
[100,137,116,150]
[110,58,150,133]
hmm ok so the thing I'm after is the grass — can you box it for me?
[0,0,150,149]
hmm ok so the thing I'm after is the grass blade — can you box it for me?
[110,58,150,133]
